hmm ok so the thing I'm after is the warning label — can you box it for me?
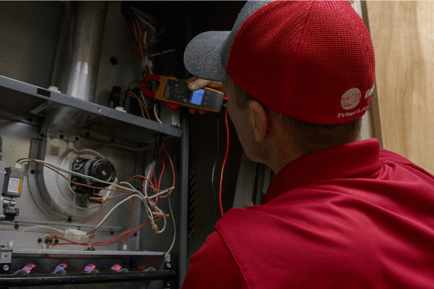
[7,178,21,194]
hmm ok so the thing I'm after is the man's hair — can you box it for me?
[231,81,362,155]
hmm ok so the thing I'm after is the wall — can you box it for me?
[367,1,434,174]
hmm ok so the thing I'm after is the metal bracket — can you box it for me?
[0,248,12,274]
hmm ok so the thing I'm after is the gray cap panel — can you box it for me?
[184,31,231,82]
[184,1,272,82]
[220,1,273,71]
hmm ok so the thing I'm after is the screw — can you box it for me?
[165,263,171,269]
[2,264,10,271]
[109,57,118,65]
[14,224,19,230]
[165,281,171,287]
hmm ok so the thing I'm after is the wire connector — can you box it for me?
[64,228,87,241]
[151,221,159,234]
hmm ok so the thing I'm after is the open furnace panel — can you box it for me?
[0,2,191,288]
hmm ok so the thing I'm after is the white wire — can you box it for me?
[132,10,157,34]
[89,180,171,236]
[18,159,130,190]
[17,159,173,194]
[115,182,169,234]
[147,188,174,199]
[100,142,155,151]
[140,88,151,109]
[138,163,175,196]
[155,206,167,234]
[9,225,65,245]
[120,181,154,222]
[154,104,163,124]
[143,161,154,199]
[150,49,176,57]
[165,196,176,262]
[144,160,156,221]
[17,160,174,237]
[90,194,147,235]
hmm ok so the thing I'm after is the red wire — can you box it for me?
[158,151,166,191]
[54,227,138,247]
[53,219,149,247]
[94,219,148,245]
[150,151,166,209]
[219,108,230,216]
[153,171,157,190]
[159,144,175,198]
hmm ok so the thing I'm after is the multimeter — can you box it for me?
[141,75,225,113]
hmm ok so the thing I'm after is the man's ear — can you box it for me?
[249,100,268,142]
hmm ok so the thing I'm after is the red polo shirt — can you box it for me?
[182,139,434,289]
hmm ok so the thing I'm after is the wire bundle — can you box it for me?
[53,219,149,247]
[16,137,176,249]
[127,10,156,62]
[126,9,164,125]
[121,89,151,119]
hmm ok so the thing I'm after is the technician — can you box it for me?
[182,1,434,288]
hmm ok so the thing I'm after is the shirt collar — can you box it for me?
[264,139,382,203]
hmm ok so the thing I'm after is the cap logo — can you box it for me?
[341,88,361,110]
[365,84,375,99]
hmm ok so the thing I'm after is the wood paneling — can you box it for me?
[367,1,434,174]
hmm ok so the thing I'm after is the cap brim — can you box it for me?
[184,31,231,83]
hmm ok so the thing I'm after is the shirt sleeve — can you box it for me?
[181,230,248,289]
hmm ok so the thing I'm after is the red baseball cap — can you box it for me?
[184,0,375,124]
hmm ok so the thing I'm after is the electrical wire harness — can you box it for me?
[15,136,177,254]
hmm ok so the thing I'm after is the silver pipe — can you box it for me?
[51,1,108,101]
[43,1,108,136]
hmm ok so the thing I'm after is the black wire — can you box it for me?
[0,134,3,160]
[123,80,142,108]
[87,204,122,236]
[128,179,144,191]
[211,113,221,223]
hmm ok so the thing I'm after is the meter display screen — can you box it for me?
[191,90,204,105]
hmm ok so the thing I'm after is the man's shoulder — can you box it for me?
[214,206,383,288]
[379,147,434,179]
[182,229,248,289]
[379,147,414,165]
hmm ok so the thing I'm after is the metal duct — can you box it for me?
[42,1,108,136]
